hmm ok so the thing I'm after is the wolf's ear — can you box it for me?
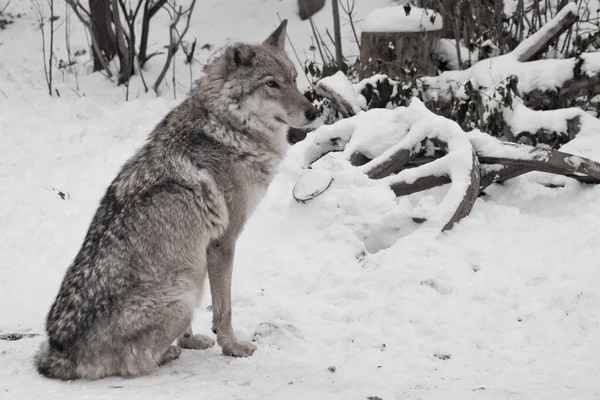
[225,44,256,69]
[263,19,287,50]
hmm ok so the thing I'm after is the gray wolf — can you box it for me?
[35,19,319,380]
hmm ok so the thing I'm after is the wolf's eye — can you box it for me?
[266,80,279,88]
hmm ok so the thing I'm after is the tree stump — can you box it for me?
[359,7,442,78]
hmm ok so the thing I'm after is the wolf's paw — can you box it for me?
[222,341,257,357]
[177,334,215,350]
[159,345,182,366]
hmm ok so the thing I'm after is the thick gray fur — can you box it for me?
[35,20,318,380]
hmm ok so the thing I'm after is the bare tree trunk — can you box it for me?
[111,0,131,84]
[331,0,344,70]
[119,0,143,80]
[89,0,117,72]
[139,0,168,68]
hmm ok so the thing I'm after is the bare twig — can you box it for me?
[1,0,13,14]
[325,29,336,52]
[48,0,55,96]
[182,38,197,91]
[339,0,361,52]
[64,1,72,67]
[331,0,344,69]
[111,0,131,84]
[31,0,53,95]
[316,27,335,63]
[153,0,197,93]
[172,27,177,98]
[136,55,149,92]
[302,0,326,65]
[451,2,463,67]
[277,12,312,88]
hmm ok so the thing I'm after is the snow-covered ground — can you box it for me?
[1,1,600,399]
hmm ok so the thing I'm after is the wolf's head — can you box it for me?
[200,20,319,130]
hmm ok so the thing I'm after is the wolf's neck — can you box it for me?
[191,95,288,160]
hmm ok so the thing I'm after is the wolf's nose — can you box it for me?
[305,106,320,122]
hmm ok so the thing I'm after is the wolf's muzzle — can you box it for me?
[305,106,320,122]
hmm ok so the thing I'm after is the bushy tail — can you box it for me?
[35,341,77,380]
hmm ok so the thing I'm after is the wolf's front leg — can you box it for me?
[207,240,256,357]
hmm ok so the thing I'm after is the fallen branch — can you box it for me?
[291,102,600,233]
[293,99,481,232]
[361,148,415,179]
[389,175,450,196]
[469,130,600,186]
[31,0,56,95]
[446,150,480,231]
[523,75,600,109]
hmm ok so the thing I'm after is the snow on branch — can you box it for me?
[291,99,600,234]
[468,129,600,186]
[292,99,481,233]
[420,52,600,106]
[511,2,579,62]
[313,6,599,149]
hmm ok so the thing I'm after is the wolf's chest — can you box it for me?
[244,183,268,217]
[236,154,281,217]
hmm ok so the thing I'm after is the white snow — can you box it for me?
[466,129,548,160]
[361,6,443,33]
[2,0,600,399]
[581,52,600,76]
[436,38,479,70]
[420,53,590,103]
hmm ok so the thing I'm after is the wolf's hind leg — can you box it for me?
[98,296,193,378]
[177,326,215,350]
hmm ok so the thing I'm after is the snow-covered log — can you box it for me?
[360,147,414,179]
[388,174,450,196]
[469,130,600,187]
[523,76,600,109]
